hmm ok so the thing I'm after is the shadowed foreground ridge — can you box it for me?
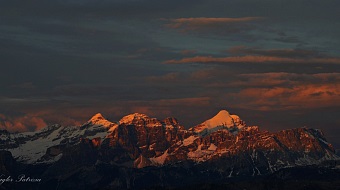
[0,110,339,189]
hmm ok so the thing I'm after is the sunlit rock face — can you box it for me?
[1,110,337,167]
[101,113,190,163]
[0,110,339,189]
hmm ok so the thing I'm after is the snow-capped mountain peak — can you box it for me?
[205,110,234,128]
[191,109,245,135]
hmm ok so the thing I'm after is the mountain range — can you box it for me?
[1,110,339,189]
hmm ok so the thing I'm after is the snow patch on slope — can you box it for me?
[10,126,64,164]
[187,144,217,162]
[182,136,198,146]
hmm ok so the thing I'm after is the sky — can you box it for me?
[1,0,340,148]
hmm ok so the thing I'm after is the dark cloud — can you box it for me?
[161,17,265,37]
[163,17,263,29]
[1,0,340,148]
[180,49,197,55]
[274,36,306,44]
[0,0,203,20]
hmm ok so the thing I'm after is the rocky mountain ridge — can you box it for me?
[0,110,339,189]
[1,110,337,167]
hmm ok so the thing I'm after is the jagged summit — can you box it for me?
[191,109,245,135]
[89,113,105,122]
[119,113,150,125]
[88,113,115,128]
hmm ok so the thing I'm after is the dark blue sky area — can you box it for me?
[1,0,340,148]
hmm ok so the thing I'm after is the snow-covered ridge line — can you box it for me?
[0,113,120,164]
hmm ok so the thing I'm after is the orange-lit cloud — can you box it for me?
[0,114,47,132]
[164,17,263,30]
[229,84,340,111]
[145,69,340,112]
[207,72,340,88]
[164,55,340,64]
[227,46,324,58]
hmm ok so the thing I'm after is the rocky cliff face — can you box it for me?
[100,113,191,165]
